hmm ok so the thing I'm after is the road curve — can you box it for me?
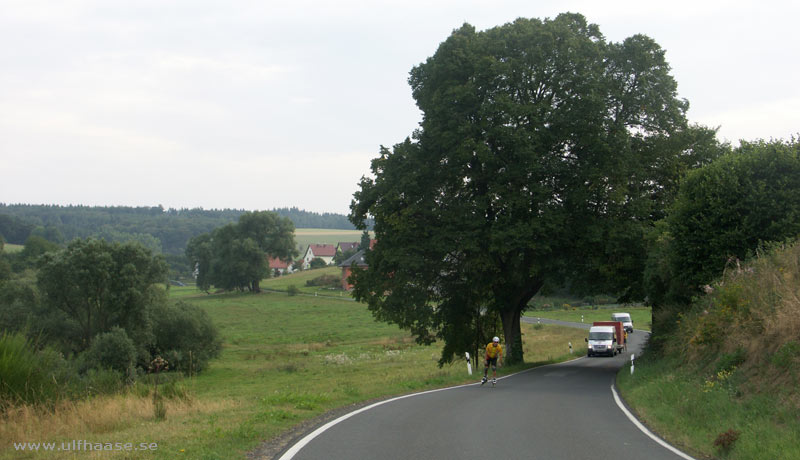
[278,324,690,460]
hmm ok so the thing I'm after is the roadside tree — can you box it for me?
[350,14,723,364]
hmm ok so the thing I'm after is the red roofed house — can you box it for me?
[302,244,336,269]
[268,257,291,275]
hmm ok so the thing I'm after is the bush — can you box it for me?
[81,327,137,376]
[151,301,222,374]
[305,274,340,288]
[287,285,300,296]
[309,258,327,269]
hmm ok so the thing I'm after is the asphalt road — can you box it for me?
[279,320,690,460]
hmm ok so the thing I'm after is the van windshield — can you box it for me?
[613,315,631,322]
[589,332,613,340]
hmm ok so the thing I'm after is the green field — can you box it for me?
[1,279,588,459]
[524,305,652,331]
[262,266,349,296]
[1,243,23,253]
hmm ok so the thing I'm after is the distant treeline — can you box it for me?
[0,204,365,255]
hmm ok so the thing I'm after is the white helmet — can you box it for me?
[492,336,500,343]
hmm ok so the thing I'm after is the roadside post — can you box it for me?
[631,354,635,375]
[569,342,573,354]
[581,315,584,323]
[465,352,472,375]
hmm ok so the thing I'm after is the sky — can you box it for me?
[2,0,798,215]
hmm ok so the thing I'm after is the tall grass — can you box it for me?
[0,332,66,407]
[670,241,800,389]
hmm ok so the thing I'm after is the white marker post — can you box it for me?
[581,315,584,323]
[630,354,635,375]
[569,342,573,354]
[465,352,472,375]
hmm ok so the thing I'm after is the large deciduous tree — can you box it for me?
[186,211,297,292]
[37,238,168,353]
[350,14,723,365]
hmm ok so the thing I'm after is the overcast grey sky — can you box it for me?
[2,0,798,214]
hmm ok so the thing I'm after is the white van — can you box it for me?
[586,325,616,357]
[611,312,633,333]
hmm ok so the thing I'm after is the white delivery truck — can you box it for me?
[585,324,620,357]
[611,312,633,333]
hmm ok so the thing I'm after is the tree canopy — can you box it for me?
[37,238,169,354]
[350,14,723,364]
[646,138,800,306]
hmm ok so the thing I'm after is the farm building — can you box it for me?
[268,257,292,275]
[338,249,368,291]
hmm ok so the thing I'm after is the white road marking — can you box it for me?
[280,328,692,460]
[610,329,695,459]
[277,382,475,460]
[611,383,695,460]
[277,357,582,459]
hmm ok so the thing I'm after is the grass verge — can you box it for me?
[617,354,800,459]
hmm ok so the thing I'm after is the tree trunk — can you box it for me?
[497,280,543,365]
[501,308,524,365]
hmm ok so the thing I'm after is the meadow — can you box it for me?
[1,244,23,253]
[524,305,652,331]
[2,274,587,459]
[292,228,368,253]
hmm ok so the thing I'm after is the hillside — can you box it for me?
[617,241,800,459]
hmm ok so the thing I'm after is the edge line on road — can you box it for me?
[611,383,695,460]
[277,356,582,460]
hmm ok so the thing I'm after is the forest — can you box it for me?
[0,204,359,255]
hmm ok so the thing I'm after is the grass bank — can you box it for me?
[261,266,348,297]
[617,242,800,459]
[1,288,586,459]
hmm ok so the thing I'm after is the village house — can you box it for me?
[302,243,336,269]
[338,239,377,290]
[268,257,291,275]
[338,249,368,290]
